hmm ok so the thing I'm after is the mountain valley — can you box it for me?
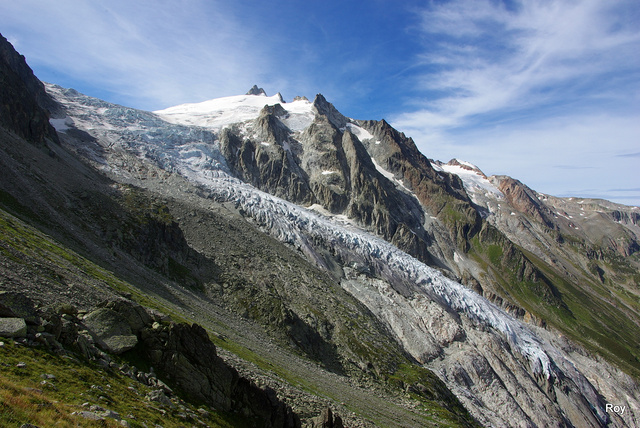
[1,34,639,427]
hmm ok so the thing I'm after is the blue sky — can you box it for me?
[2,0,639,206]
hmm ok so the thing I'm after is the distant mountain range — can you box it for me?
[1,33,639,427]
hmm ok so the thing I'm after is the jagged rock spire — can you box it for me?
[312,94,349,129]
[246,85,267,96]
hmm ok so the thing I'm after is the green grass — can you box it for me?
[387,363,480,428]
[486,245,503,265]
[470,232,640,379]
[0,340,242,428]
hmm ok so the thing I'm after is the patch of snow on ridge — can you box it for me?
[280,98,315,132]
[370,158,414,195]
[345,123,374,141]
[437,161,503,201]
[49,117,72,132]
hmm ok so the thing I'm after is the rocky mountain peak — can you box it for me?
[312,93,348,129]
[259,103,287,118]
[246,84,267,96]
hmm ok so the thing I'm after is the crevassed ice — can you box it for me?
[48,82,565,382]
[177,158,555,378]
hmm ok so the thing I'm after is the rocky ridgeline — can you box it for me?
[0,34,59,147]
[0,291,345,428]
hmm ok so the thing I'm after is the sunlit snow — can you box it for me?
[155,93,315,132]
[48,82,597,384]
[435,161,503,202]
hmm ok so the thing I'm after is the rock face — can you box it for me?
[0,291,304,427]
[0,317,27,337]
[494,175,555,227]
[246,84,267,96]
[140,322,301,428]
[310,407,343,428]
[0,33,58,145]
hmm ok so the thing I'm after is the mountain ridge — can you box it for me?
[1,36,639,427]
[45,81,640,425]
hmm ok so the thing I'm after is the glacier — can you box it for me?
[47,83,639,427]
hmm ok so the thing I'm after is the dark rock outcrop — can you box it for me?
[312,94,348,129]
[139,322,301,428]
[246,85,267,96]
[309,407,344,428]
[0,292,303,428]
[0,33,58,145]
[0,291,40,325]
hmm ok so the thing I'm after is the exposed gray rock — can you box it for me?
[100,409,121,420]
[103,300,152,335]
[0,34,59,145]
[82,307,137,353]
[312,94,348,130]
[309,407,343,428]
[0,317,27,337]
[81,300,152,354]
[102,334,138,354]
[246,85,267,96]
[0,291,40,324]
[73,411,104,421]
[146,389,175,408]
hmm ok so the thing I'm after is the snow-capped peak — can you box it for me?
[154,90,314,132]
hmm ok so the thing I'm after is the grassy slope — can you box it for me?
[0,340,247,428]
[0,203,478,427]
[470,234,640,379]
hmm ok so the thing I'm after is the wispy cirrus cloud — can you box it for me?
[394,0,640,130]
[391,0,640,206]
[0,0,276,110]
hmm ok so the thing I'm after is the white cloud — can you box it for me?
[0,0,274,110]
[395,0,640,129]
[407,113,640,206]
[391,0,640,205]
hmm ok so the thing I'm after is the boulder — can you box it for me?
[145,389,175,408]
[82,307,137,354]
[103,300,152,334]
[310,407,343,428]
[102,335,138,354]
[0,317,27,337]
[0,291,40,324]
[74,411,103,421]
